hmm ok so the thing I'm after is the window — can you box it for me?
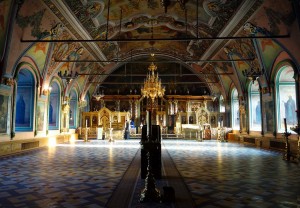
[249,80,261,131]
[276,65,297,133]
[69,90,77,129]
[48,82,60,130]
[231,88,240,130]
[15,69,35,131]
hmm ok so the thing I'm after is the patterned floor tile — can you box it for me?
[0,139,299,208]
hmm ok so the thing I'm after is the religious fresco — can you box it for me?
[15,91,33,129]
[262,96,275,133]
[0,94,8,134]
[228,53,249,88]
[278,85,297,131]
[36,101,45,132]
[48,82,60,130]
[2,0,299,140]
[76,75,86,92]
[247,0,294,79]
[48,0,246,60]
[253,0,294,35]
[249,81,261,131]
[16,8,49,39]
[256,39,282,73]
[69,92,77,129]
[232,89,240,130]
[117,25,194,58]
[25,38,51,76]
[0,0,13,60]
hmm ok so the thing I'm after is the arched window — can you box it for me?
[48,82,60,130]
[249,80,261,131]
[276,65,297,132]
[69,90,78,129]
[15,69,35,131]
[231,88,240,130]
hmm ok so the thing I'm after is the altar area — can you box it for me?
[78,100,231,141]
[78,107,130,140]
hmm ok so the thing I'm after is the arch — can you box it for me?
[48,80,61,130]
[88,54,211,95]
[15,68,36,131]
[69,89,78,129]
[248,80,261,131]
[231,88,240,130]
[275,65,297,133]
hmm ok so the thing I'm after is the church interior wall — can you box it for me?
[0,0,300,156]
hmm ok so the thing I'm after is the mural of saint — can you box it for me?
[16,95,25,124]
[283,95,297,125]
[255,101,261,124]
[0,95,8,133]
[49,101,53,124]
[37,103,44,131]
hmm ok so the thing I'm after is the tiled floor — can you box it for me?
[163,140,300,208]
[0,139,299,208]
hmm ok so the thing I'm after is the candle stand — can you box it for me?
[108,128,114,142]
[140,140,161,203]
[290,125,300,161]
[282,131,291,161]
[84,127,90,142]
[283,118,291,161]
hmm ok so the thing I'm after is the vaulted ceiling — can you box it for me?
[14,0,295,100]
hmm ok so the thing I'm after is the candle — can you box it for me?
[284,118,287,132]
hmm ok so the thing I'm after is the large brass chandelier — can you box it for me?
[141,61,165,103]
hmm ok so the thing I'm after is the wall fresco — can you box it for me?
[25,38,50,76]
[0,94,8,134]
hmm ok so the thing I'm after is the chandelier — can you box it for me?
[93,86,105,101]
[58,67,79,84]
[242,67,262,83]
[141,62,165,103]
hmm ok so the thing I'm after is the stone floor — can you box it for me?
[0,139,299,207]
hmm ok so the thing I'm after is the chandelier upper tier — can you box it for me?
[141,61,165,102]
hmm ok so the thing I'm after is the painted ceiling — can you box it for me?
[17,0,292,99]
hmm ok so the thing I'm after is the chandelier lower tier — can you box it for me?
[141,62,165,103]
